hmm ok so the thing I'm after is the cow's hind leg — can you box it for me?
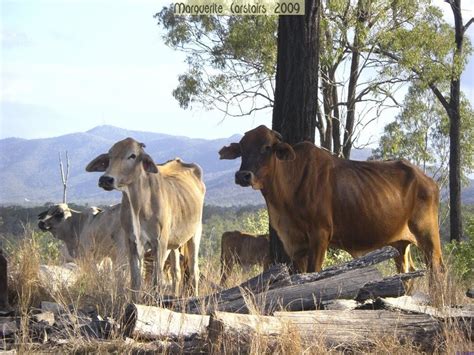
[220,250,233,286]
[392,241,417,294]
[408,200,445,297]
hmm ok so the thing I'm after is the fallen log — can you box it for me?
[41,301,65,315]
[38,263,79,291]
[209,265,383,314]
[355,270,425,302]
[321,299,359,311]
[375,295,474,319]
[122,304,210,340]
[124,337,208,353]
[163,263,291,314]
[0,317,18,339]
[376,295,474,336]
[208,309,441,352]
[278,246,399,287]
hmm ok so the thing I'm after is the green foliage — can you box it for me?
[200,205,268,259]
[322,248,352,268]
[240,208,269,235]
[3,229,62,265]
[445,214,474,281]
[373,83,474,187]
[156,0,470,161]
[30,231,62,264]
[155,9,276,116]
[378,4,457,84]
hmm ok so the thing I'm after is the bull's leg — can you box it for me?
[127,239,142,302]
[188,223,202,296]
[170,248,181,295]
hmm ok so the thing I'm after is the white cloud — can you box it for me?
[0,30,32,48]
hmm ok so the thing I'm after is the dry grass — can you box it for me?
[2,229,473,354]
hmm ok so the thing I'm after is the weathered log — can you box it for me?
[163,263,291,314]
[124,337,208,353]
[31,312,55,326]
[0,249,12,316]
[210,266,383,314]
[376,295,473,319]
[41,301,65,314]
[355,270,425,302]
[0,317,18,338]
[321,299,359,311]
[122,304,210,340]
[38,263,79,291]
[208,309,441,352]
[277,246,399,287]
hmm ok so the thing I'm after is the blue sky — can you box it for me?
[1,0,473,142]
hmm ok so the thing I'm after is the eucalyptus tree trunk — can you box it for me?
[447,0,464,242]
[270,0,321,264]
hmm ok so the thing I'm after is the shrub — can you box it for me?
[444,215,474,281]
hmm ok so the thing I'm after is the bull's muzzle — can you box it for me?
[235,170,253,187]
[98,175,115,191]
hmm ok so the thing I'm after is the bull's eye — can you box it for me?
[261,145,272,154]
[128,153,137,160]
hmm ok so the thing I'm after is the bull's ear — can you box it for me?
[274,142,296,161]
[86,154,109,172]
[142,154,158,173]
[219,143,241,160]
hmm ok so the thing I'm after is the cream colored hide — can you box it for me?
[86,138,205,299]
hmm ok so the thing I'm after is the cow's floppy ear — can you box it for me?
[141,154,158,173]
[274,142,296,161]
[219,143,241,160]
[38,211,48,220]
[86,154,109,172]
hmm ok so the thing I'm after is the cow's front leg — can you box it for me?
[153,236,169,294]
[307,228,331,273]
[127,238,142,302]
[170,249,181,295]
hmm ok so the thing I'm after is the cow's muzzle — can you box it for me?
[98,175,115,191]
[235,170,254,187]
[38,221,49,231]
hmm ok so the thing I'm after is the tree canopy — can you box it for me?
[156,0,471,160]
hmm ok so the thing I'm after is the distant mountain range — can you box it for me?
[1,125,472,206]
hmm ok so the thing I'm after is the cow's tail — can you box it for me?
[220,233,228,285]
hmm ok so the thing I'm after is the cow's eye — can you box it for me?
[55,212,64,219]
[261,146,272,154]
[128,154,137,160]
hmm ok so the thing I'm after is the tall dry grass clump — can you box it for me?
[7,231,45,309]
[64,255,130,319]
